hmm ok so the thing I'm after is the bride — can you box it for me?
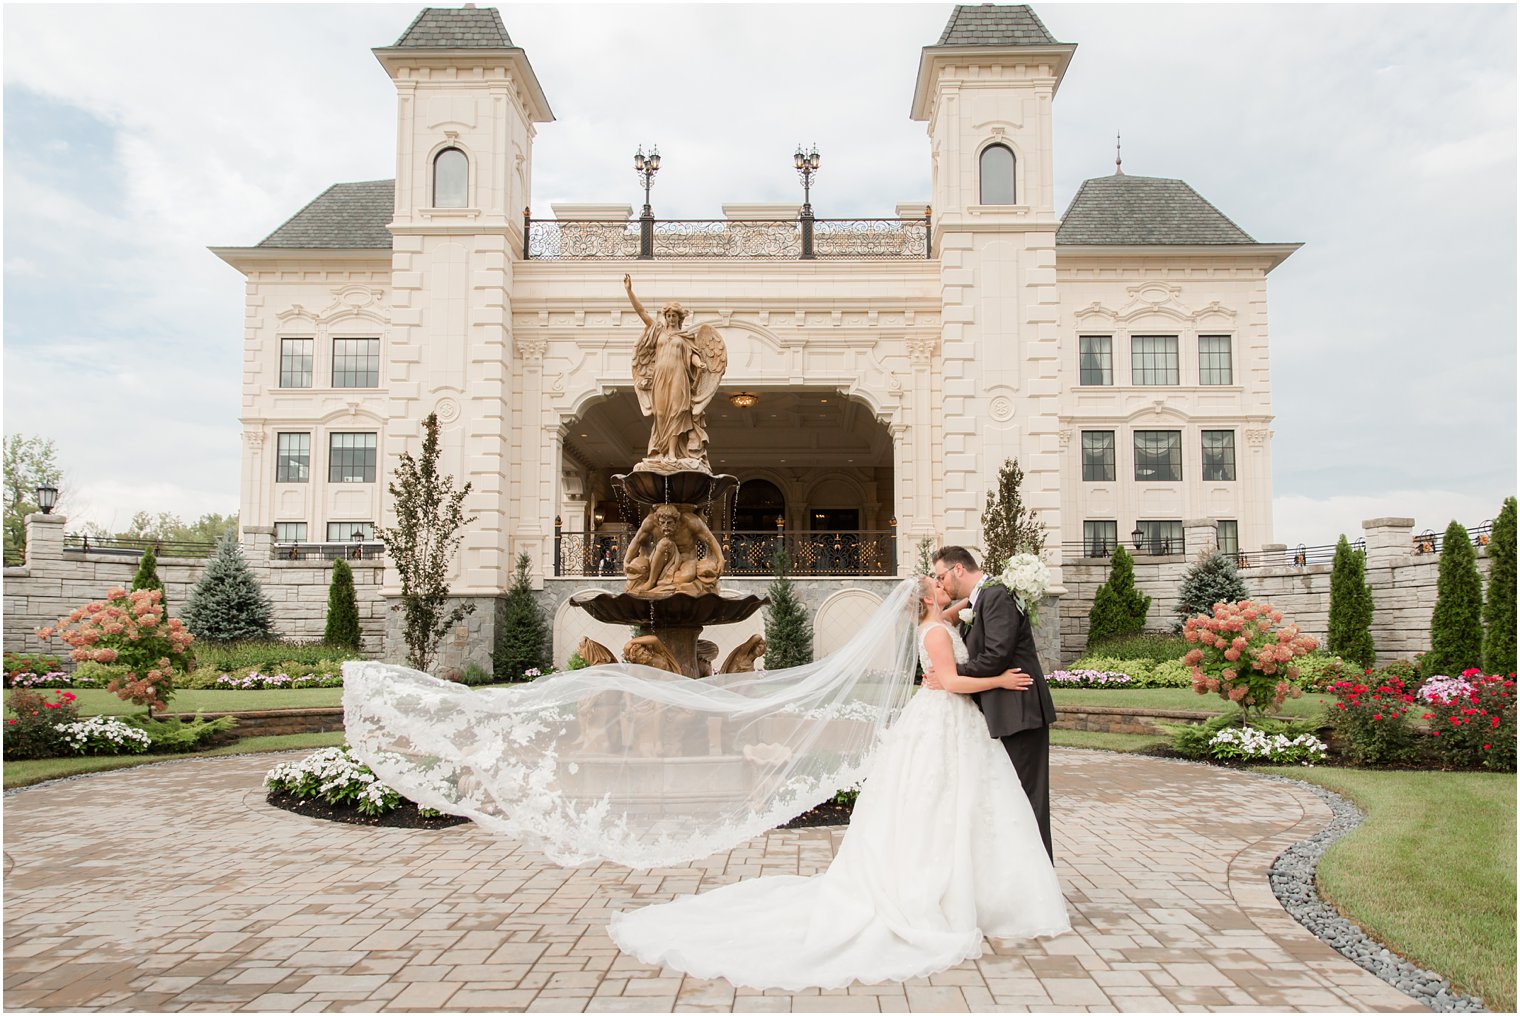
[343,575,1068,989]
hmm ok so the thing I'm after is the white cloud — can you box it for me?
[1272,491,1509,550]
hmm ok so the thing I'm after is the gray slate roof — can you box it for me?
[1056,174,1256,245]
[258,181,395,249]
[393,7,513,49]
[937,5,1059,46]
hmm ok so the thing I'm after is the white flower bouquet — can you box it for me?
[996,552,1051,626]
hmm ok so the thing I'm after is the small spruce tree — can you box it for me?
[1328,535,1376,668]
[1087,546,1150,648]
[1425,520,1483,676]
[494,552,551,681]
[1173,549,1251,629]
[324,558,362,652]
[183,530,274,641]
[763,546,813,669]
[131,546,167,617]
[980,458,1046,577]
[1483,497,1516,675]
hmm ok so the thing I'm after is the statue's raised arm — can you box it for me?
[624,274,653,327]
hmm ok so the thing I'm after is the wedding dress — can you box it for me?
[606,621,1069,990]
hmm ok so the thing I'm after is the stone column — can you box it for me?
[1184,518,1219,557]
[1363,517,1415,563]
[23,512,67,565]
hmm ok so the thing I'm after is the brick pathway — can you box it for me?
[3,750,1425,1012]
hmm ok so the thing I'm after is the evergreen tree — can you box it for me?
[1483,497,1517,675]
[1173,549,1250,628]
[131,546,168,618]
[1328,535,1376,668]
[182,530,274,641]
[764,546,813,669]
[377,413,478,673]
[323,558,362,651]
[494,552,550,681]
[1426,520,1483,677]
[1087,546,1150,648]
[980,458,1046,577]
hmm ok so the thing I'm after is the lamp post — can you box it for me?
[351,528,365,561]
[1131,524,1144,552]
[634,145,660,259]
[794,144,820,259]
[35,483,58,515]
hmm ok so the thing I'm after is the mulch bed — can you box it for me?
[266,790,470,830]
[780,799,855,828]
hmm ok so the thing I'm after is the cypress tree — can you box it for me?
[182,530,274,641]
[131,546,167,617]
[1087,546,1150,648]
[1483,497,1517,675]
[980,458,1046,577]
[494,552,550,681]
[324,558,362,651]
[1328,535,1376,668]
[1426,520,1483,677]
[1173,549,1250,628]
[763,546,813,669]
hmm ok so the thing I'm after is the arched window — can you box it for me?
[979,143,1016,205]
[433,148,468,208]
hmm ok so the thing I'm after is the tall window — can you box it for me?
[329,432,377,483]
[1135,520,1184,556]
[978,143,1015,205]
[279,338,313,388]
[1217,519,1239,556]
[1083,520,1118,558]
[274,522,307,544]
[1079,336,1113,386]
[275,433,310,483]
[1134,431,1182,481]
[1202,430,1237,481]
[1131,335,1180,385]
[1081,431,1116,481]
[433,148,468,208]
[328,521,375,542]
[1199,335,1233,385]
[332,338,380,388]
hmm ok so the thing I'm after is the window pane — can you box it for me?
[333,338,380,388]
[1131,335,1179,385]
[279,338,312,388]
[1079,336,1113,386]
[1217,520,1239,556]
[434,148,468,208]
[1083,520,1117,557]
[1081,431,1116,481]
[1202,430,1237,481]
[979,144,1015,205]
[328,432,377,483]
[327,521,375,542]
[274,522,307,544]
[275,433,310,483]
[1133,431,1182,481]
[1199,335,1233,385]
[1136,520,1184,556]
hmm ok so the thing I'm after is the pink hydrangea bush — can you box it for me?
[38,588,194,717]
[1183,600,1317,720]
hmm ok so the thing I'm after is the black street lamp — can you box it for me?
[794,144,820,259]
[1130,524,1144,551]
[35,483,58,514]
[634,145,660,259]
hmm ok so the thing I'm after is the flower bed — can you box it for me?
[1062,655,1193,688]
[54,716,153,755]
[7,671,82,689]
[214,671,343,690]
[1323,667,1517,771]
[265,746,403,816]
[1207,726,1328,765]
[1046,669,1134,689]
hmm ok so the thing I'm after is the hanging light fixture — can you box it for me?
[35,483,58,515]
[728,392,759,409]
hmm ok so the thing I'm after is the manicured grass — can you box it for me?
[3,731,346,789]
[5,687,343,716]
[1261,766,1516,1012]
[1051,686,1327,719]
[1051,729,1166,753]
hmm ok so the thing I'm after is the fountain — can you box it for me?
[569,276,768,677]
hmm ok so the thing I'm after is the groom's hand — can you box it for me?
[921,668,944,690]
[1003,668,1033,691]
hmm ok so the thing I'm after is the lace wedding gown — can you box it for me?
[607,621,1069,990]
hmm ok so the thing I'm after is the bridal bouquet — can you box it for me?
[996,552,1051,626]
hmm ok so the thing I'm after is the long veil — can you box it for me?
[343,577,921,868]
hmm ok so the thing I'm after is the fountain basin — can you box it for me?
[616,470,738,509]
[570,589,768,628]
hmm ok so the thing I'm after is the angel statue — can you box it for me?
[624,274,727,471]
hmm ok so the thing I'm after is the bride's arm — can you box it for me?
[922,626,1030,694]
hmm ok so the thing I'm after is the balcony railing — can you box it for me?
[524,212,933,261]
[271,541,386,562]
[555,530,898,578]
[63,535,218,558]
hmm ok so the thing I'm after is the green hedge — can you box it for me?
[1083,632,1189,663]
[193,640,359,671]
[1066,654,1193,688]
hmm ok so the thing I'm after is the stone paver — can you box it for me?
[3,750,1425,1012]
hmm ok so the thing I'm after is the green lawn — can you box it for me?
[1261,766,1516,1012]
[1051,729,1166,752]
[5,687,343,716]
[3,731,345,789]
[1051,686,1328,720]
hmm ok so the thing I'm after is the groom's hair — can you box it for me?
[933,546,979,572]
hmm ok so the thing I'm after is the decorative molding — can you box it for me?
[906,338,938,362]
[989,397,1015,422]
[1057,428,1072,448]
[1245,428,1268,447]
[434,397,461,424]
[517,340,547,362]
[244,432,265,449]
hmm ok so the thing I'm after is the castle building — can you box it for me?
[211,4,1297,669]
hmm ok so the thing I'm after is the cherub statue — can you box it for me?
[719,634,767,674]
[623,503,724,596]
[623,634,684,675]
[624,275,727,471]
[576,637,617,668]
[695,640,719,678]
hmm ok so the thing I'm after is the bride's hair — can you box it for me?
[916,577,934,622]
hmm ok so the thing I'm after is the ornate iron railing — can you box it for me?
[554,529,898,578]
[63,535,218,558]
[271,541,387,563]
[525,212,932,261]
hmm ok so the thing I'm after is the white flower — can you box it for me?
[958,607,976,625]
[997,552,1051,624]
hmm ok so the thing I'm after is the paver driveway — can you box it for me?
[3,749,1425,1012]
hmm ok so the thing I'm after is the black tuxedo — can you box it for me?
[959,580,1056,858]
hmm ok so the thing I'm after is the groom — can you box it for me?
[928,546,1057,859]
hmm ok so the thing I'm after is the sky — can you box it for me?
[3,2,1515,548]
